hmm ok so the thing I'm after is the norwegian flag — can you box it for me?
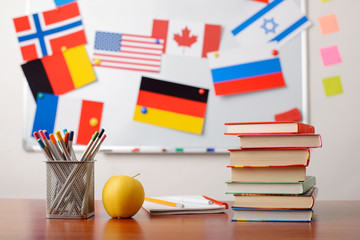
[13,2,87,62]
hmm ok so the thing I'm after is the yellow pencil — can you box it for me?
[145,197,184,208]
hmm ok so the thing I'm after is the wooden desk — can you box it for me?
[0,199,359,240]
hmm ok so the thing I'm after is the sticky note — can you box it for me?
[320,45,342,66]
[318,14,339,35]
[322,76,343,97]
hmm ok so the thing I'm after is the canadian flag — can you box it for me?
[152,19,221,58]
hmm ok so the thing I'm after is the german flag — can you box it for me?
[133,77,209,134]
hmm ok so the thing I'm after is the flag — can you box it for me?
[22,45,96,100]
[54,0,76,7]
[133,77,209,134]
[231,0,311,47]
[13,2,87,62]
[275,108,302,121]
[152,19,221,58]
[207,43,285,96]
[93,31,165,73]
[251,0,269,3]
[32,93,104,145]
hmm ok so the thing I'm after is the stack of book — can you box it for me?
[224,121,322,222]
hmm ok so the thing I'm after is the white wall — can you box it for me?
[0,0,359,201]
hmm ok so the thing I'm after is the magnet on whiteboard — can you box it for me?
[94,58,101,65]
[272,49,278,56]
[141,106,148,114]
[89,117,99,127]
[61,46,67,52]
[199,88,205,95]
[213,52,219,57]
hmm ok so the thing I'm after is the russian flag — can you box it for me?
[21,45,96,100]
[32,93,104,145]
[207,43,285,96]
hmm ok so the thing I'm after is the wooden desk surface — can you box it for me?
[0,199,359,240]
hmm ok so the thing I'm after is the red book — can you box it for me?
[225,121,315,135]
[237,133,322,149]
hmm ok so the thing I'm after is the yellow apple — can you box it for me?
[102,175,145,218]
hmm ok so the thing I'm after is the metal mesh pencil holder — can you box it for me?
[45,161,95,219]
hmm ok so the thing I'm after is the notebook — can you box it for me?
[142,195,227,215]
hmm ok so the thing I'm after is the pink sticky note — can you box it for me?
[320,45,342,66]
[318,14,339,35]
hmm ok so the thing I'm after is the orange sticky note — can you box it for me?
[318,14,339,35]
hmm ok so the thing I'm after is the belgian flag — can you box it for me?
[133,77,209,134]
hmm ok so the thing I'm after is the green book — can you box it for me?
[226,176,316,195]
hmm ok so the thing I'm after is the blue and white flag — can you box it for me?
[231,0,311,47]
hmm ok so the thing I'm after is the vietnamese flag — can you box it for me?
[152,19,221,58]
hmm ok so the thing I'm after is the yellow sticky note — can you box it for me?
[318,14,339,35]
[64,45,96,89]
[322,76,343,97]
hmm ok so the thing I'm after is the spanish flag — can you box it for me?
[133,77,209,134]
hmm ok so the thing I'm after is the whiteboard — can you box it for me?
[23,0,308,153]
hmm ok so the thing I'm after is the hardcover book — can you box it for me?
[229,166,306,182]
[226,176,316,195]
[237,134,322,149]
[231,208,313,222]
[225,121,315,135]
[228,148,310,167]
[232,187,318,209]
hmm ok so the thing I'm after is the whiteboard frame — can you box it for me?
[22,0,309,154]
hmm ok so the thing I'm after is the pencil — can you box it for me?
[145,197,184,208]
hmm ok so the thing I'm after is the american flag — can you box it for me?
[13,2,87,62]
[93,31,164,73]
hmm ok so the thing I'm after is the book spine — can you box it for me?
[297,123,315,133]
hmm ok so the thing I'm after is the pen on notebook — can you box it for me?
[89,134,106,160]
[167,196,214,205]
[50,134,65,160]
[68,131,77,160]
[145,197,184,208]
[80,131,99,161]
[44,131,62,160]
[86,129,104,160]
[55,131,71,160]
[37,139,53,161]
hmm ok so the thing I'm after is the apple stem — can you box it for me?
[132,173,140,178]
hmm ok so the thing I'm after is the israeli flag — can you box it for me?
[231,0,311,47]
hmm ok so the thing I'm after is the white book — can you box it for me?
[142,195,227,215]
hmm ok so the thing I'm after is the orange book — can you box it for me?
[225,121,315,135]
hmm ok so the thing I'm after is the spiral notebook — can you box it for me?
[142,195,227,215]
